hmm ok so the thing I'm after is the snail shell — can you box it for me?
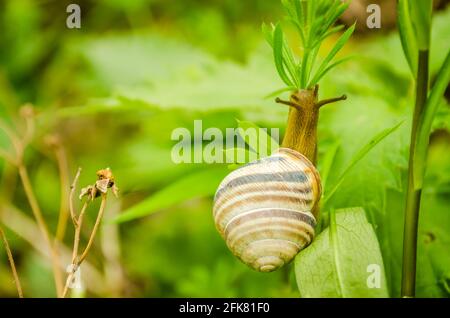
[213,148,321,272]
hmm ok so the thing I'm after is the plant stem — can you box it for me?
[71,202,89,263]
[0,225,23,298]
[18,165,63,296]
[55,146,70,242]
[69,168,82,226]
[401,50,429,298]
[78,195,107,264]
[62,194,107,298]
[1,203,106,295]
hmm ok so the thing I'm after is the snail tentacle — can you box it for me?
[275,97,302,111]
[316,94,347,108]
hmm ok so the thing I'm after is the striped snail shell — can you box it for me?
[213,148,321,272]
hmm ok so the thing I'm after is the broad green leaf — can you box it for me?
[112,168,228,223]
[397,0,418,75]
[309,24,355,86]
[414,50,450,189]
[273,23,293,87]
[323,121,403,205]
[295,207,389,297]
[72,34,281,114]
[40,98,146,120]
[385,175,450,297]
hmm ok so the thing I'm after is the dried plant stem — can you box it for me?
[0,203,106,295]
[69,168,82,226]
[71,202,88,263]
[0,225,23,298]
[18,165,63,296]
[79,195,107,264]
[54,146,70,242]
[0,149,16,165]
[1,115,64,296]
[0,120,21,154]
[62,194,107,298]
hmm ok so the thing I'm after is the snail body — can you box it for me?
[213,147,321,272]
[212,88,346,272]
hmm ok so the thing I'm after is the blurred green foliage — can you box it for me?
[0,0,449,297]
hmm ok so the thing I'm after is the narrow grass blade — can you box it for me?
[111,168,228,223]
[323,121,403,205]
[397,0,418,75]
[319,141,340,194]
[309,56,353,87]
[310,24,355,86]
[261,22,274,46]
[273,23,294,86]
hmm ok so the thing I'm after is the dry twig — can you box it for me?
[0,225,23,298]
[62,168,116,298]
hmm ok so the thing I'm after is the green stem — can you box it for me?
[401,50,429,298]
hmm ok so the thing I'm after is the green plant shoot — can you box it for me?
[262,0,355,90]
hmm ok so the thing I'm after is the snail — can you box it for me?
[213,86,346,272]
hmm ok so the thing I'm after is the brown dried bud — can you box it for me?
[79,168,118,200]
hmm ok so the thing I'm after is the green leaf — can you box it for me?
[410,0,432,50]
[306,0,316,31]
[318,141,340,193]
[321,1,350,35]
[40,98,145,120]
[397,0,418,75]
[323,121,403,205]
[414,50,450,189]
[314,25,345,47]
[261,22,274,46]
[295,207,389,297]
[309,24,355,86]
[308,56,353,87]
[111,168,228,223]
[273,23,294,86]
[282,41,301,88]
